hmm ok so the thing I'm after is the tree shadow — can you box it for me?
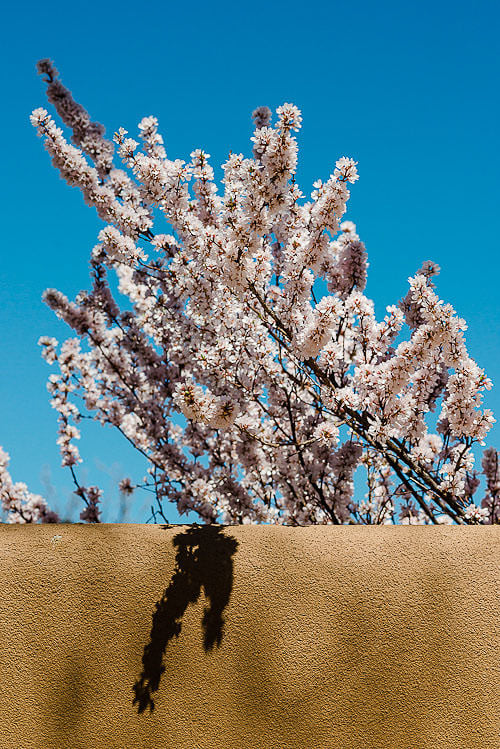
[132,524,239,714]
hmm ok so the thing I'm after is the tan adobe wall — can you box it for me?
[0,524,498,749]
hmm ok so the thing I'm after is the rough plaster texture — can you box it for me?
[0,525,498,749]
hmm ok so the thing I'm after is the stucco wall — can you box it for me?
[0,524,498,749]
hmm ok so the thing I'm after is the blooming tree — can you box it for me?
[2,58,500,525]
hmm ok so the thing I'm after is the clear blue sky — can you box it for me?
[1,0,499,523]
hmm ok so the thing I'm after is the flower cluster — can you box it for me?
[2,59,497,526]
[0,447,60,524]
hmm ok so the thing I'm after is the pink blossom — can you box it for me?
[5,59,497,526]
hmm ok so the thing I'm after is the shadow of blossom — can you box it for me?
[132,524,239,714]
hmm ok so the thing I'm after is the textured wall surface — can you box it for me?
[0,524,498,749]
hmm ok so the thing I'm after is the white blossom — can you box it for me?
[3,59,497,526]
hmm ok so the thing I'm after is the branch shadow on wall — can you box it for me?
[132,524,239,714]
